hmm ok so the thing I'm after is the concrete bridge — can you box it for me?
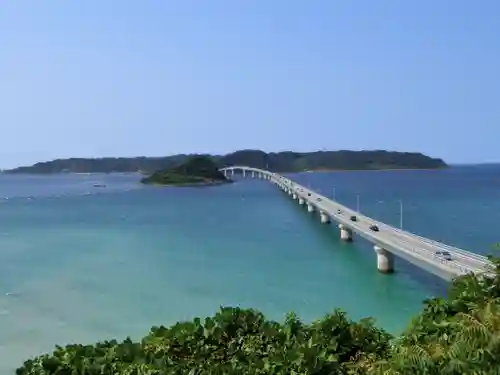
[220,166,494,281]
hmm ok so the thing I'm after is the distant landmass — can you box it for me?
[141,156,230,186]
[5,149,447,174]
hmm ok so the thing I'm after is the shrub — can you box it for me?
[16,257,500,375]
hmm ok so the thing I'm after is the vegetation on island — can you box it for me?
[16,256,500,374]
[5,149,447,174]
[140,156,229,186]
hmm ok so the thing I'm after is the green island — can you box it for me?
[5,149,447,174]
[140,156,230,186]
[17,254,500,374]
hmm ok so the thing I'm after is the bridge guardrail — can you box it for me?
[287,181,489,276]
[226,167,492,277]
[285,180,490,268]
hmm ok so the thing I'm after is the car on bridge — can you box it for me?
[350,215,357,222]
[337,209,342,214]
[317,198,322,202]
[369,224,379,232]
[307,193,311,197]
[435,251,452,261]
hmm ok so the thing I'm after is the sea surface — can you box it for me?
[1,166,500,373]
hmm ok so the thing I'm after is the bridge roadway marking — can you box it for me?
[220,166,494,281]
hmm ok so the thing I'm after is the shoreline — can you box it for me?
[142,179,232,187]
[299,167,448,173]
[2,166,449,176]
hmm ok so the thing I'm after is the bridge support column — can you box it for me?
[252,171,255,178]
[307,202,314,212]
[242,170,246,178]
[338,224,352,242]
[298,197,305,205]
[292,193,297,200]
[320,211,330,224]
[374,246,394,274]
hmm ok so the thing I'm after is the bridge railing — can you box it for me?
[274,174,492,275]
[277,175,490,265]
[230,169,493,275]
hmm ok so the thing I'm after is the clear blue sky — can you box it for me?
[1,1,499,168]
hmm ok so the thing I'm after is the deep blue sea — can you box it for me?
[1,166,500,373]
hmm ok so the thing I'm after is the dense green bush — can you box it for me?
[16,308,391,374]
[17,258,500,375]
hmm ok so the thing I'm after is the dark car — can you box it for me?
[337,209,342,214]
[369,224,379,232]
[307,193,311,197]
[317,198,322,202]
[350,215,357,222]
[435,251,452,261]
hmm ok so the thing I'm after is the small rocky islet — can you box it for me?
[140,156,231,186]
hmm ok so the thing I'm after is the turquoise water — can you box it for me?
[1,167,499,373]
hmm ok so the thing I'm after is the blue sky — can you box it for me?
[1,1,499,168]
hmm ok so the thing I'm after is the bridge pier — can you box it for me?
[292,193,297,200]
[320,211,330,224]
[252,171,255,178]
[242,170,246,178]
[338,224,353,242]
[374,245,394,274]
[298,197,305,205]
[307,202,314,212]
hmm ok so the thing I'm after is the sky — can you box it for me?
[1,1,499,168]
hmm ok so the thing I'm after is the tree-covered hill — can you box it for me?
[5,149,447,174]
[140,156,229,186]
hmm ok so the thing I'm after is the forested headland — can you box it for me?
[5,149,447,174]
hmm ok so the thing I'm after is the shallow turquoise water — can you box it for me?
[1,167,499,373]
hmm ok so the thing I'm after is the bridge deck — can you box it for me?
[221,166,493,281]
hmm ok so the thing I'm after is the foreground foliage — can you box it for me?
[17,258,500,375]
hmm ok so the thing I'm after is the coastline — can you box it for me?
[2,166,448,176]
[142,179,232,187]
[301,166,448,173]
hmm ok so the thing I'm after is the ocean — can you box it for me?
[1,166,499,373]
